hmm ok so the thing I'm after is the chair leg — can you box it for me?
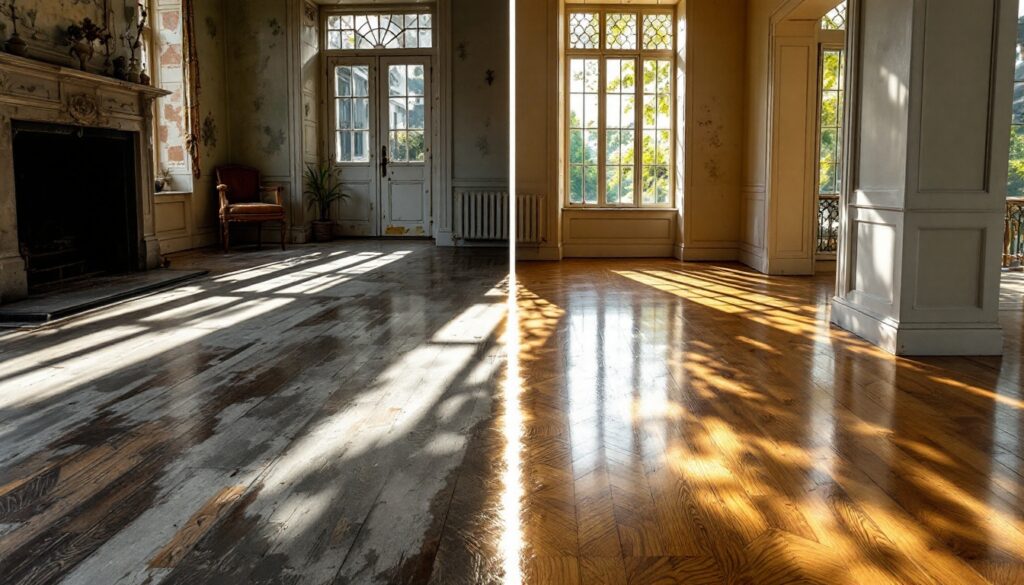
[280,220,287,251]
[257,222,263,251]
[222,222,230,253]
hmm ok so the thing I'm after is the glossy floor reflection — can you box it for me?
[514,260,1024,584]
[2,248,1023,584]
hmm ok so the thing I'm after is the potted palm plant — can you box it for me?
[304,161,347,242]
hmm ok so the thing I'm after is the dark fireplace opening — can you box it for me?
[13,122,140,293]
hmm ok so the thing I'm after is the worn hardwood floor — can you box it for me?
[1,244,1023,584]
[0,241,508,585]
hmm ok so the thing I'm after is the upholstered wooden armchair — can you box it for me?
[216,165,287,252]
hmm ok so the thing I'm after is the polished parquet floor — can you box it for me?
[513,260,1024,585]
[0,241,1022,584]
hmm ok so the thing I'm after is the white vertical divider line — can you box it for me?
[501,0,524,582]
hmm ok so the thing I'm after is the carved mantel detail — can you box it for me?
[67,93,104,126]
[0,52,171,304]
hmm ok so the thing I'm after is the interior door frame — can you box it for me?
[326,55,380,237]
[319,4,445,240]
[378,55,432,237]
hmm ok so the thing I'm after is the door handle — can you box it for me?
[380,146,389,178]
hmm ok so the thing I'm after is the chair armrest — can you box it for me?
[260,185,283,206]
[216,184,230,213]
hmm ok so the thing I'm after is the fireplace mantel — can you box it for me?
[0,53,171,303]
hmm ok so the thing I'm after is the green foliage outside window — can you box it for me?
[1009,15,1024,197]
[568,58,671,204]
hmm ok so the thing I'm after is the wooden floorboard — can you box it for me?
[0,246,1023,583]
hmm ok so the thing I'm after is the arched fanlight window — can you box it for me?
[327,13,433,50]
[821,1,847,31]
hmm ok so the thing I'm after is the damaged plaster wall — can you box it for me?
[191,0,231,248]
[223,0,292,178]
[682,0,745,260]
[451,0,508,182]
[0,0,141,73]
[218,0,303,242]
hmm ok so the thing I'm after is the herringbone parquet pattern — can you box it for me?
[512,259,1024,584]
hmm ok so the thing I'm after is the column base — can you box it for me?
[830,297,1003,356]
[0,253,28,304]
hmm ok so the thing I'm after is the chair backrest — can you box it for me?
[216,165,261,203]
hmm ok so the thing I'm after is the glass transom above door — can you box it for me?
[327,13,433,50]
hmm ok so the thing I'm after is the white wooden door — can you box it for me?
[379,57,431,237]
[329,57,378,237]
[328,56,431,237]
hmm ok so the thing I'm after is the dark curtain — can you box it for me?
[182,0,202,178]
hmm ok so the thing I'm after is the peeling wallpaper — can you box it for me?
[452,0,509,181]
[223,0,291,178]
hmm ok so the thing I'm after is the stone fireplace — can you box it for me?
[0,53,169,302]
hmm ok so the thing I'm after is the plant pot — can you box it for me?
[311,220,334,242]
[4,33,28,57]
[154,179,164,192]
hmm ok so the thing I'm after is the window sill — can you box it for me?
[155,190,193,197]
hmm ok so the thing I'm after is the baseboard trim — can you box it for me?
[562,243,674,258]
[517,245,562,261]
[830,297,1003,356]
[675,245,740,262]
[738,247,767,273]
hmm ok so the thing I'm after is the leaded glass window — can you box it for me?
[568,12,600,50]
[821,1,847,31]
[326,12,433,50]
[565,9,674,208]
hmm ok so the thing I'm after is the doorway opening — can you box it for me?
[814,1,847,271]
[321,10,435,238]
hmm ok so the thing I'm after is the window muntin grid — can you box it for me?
[388,64,427,163]
[334,65,371,163]
[821,1,847,31]
[326,12,433,51]
[605,58,637,205]
[641,59,671,205]
[568,58,601,205]
[565,8,674,208]
[568,12,600,50]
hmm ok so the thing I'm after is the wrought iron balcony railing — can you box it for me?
[817,194,840,254]
[1006,197,1024,269]
[815,197,1024,268]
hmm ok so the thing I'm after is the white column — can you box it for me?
[831,0,1016,356]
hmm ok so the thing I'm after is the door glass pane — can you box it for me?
[389,66,407,97]
[387,64,427,163]
[354,98,369,130]
[355,130,368,161]
[408,65,425,96]
[390,98,408,129]
[336,66,352,96]
[409,97,425,128]
[335,65,371,163]
[354,66,369,96]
